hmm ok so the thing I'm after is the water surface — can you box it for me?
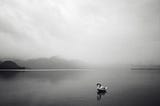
[0,68,160,106]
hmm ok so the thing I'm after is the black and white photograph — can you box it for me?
[0,0,160,106]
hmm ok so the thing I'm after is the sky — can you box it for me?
[0,0,160,65]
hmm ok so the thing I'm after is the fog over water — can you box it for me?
[0,0,160,65]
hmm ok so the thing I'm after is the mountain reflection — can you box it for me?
[0,70,21,79]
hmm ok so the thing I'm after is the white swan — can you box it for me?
[96,83,108,92]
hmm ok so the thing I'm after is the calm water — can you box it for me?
[0,68,160,106]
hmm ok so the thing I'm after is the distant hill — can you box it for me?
[131,65,160,70]
[14,56,89,69]
[0,61,25,69]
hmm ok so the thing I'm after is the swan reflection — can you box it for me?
[97,90,106,101]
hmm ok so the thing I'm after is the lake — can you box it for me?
[0,68,160,106]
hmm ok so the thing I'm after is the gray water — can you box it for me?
[0,68,160,106]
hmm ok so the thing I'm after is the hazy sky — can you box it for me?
[0,0,160,64]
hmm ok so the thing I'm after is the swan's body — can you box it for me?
[97,83,108,92]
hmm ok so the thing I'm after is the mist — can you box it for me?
[0,0,160,65]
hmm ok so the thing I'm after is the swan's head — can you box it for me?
[97,83,101,87]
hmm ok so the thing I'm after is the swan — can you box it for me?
[96,83,108,92]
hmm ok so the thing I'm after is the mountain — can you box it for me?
[14,56,89,69]
[131,65,160,70]
[0,61,25,69]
